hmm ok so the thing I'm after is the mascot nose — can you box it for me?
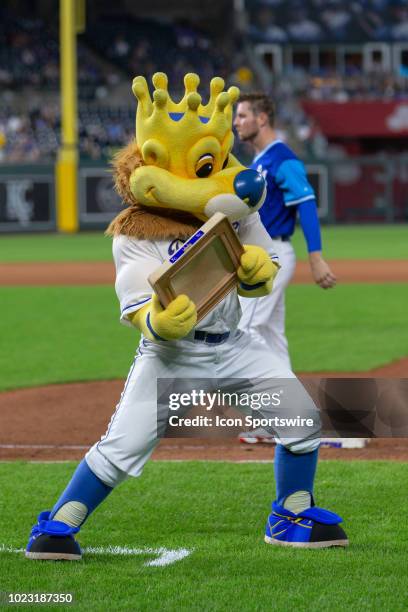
[233,169,266,208]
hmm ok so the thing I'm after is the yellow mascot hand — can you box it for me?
[149,294,197,341]
[237,245,279,298]
[129,294,197,342]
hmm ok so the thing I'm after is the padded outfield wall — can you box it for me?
[1,157,408,232]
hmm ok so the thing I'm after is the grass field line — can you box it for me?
[0,544,192,566]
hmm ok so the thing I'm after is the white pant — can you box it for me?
[239,240,296,370]
[86,331,320,486]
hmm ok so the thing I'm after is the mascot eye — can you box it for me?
[195,154,214,178]
[222,155,229,169]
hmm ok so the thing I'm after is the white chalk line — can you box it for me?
[85,546,192,566]
[0,544,192,567]
[0,444,273,463]
[0,444,88,449]
[0,459,272,465]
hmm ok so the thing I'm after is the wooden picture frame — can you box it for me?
[148,212,244,323]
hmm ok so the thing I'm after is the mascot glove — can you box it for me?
[148,293,197,341]
[238,245,279,287]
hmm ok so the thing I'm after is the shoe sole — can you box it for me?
[25,551,82,561]
[264,535,349,548]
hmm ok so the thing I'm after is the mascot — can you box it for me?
[26,73,348,560]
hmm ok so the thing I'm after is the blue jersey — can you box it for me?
[251,140,316,239]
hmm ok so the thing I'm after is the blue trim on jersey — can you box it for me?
[146,312,167,341]
[121,297,151,315]
[298,199,322,253]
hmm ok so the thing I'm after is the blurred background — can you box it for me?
[0,0,407,231]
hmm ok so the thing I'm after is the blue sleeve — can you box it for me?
[298,199,322,253]
[275,159,316,206]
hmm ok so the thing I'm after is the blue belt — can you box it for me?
[194,330,230,344]
[270,234,291,242]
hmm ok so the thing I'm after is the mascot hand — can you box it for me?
[237,245,279,298]
[146,294,197,341]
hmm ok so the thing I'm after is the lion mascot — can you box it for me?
[26,73,348,560]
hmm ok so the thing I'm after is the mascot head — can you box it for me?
[114,72,266,224]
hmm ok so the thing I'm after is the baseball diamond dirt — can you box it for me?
[0,259,407,285]
[1,372,408,462]
[1,258,407,462]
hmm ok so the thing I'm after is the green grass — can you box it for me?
[286,283,408,372]
[292,224,408,260]
[0,461,407,611]
[0,283,407,391]
[0,233,113,262]
[0,225,407,263]
[0,286,138,391]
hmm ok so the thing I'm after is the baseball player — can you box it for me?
[25,74,348,559]
[234,93,336,444]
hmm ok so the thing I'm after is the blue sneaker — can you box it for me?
[265,502,349,548]
[26,511,82,560]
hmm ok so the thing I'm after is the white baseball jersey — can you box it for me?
[114,212,278,338]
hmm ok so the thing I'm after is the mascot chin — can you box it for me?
[25,73,348,561]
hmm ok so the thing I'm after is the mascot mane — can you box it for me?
[106,141,201,240]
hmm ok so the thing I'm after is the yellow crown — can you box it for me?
[132,72,240,173]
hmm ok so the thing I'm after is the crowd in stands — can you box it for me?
[0,104,134,162]
[0,11,250,162]
[306,71,407,100]
[0,92,336,164]
[247,0,408,43]
[273,69,408,103]
[95,17,232,95]
[1,6,407,163]
[0,12,115,100]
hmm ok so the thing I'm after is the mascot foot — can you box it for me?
[264,502,349,549]
[26,511,82,560]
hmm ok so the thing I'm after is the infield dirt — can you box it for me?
[1,361,407,462]
[0,259,407,285]
[1,259,407,462]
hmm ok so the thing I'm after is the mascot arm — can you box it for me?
[237,245,279,298]
[129,294,197,341]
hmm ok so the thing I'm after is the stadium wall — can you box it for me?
[0,157,407,232]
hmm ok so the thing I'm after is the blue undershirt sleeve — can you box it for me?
[298,198,322,253]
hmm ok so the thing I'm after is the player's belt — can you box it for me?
[194,330,230,344]
[270,235,291,242]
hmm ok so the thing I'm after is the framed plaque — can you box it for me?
[148,212,244,323]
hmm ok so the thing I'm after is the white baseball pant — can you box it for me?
[86,330,320,487]
[238,240,296,369]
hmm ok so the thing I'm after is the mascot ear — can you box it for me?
[141,139,169,168]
